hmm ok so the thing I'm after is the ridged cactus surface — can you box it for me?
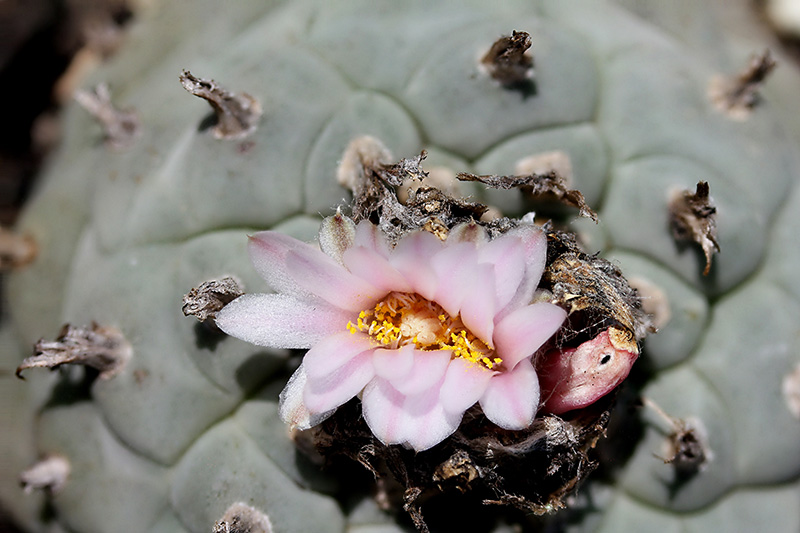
[2,0,799,532]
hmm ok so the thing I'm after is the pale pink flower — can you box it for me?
[216,215,567,451]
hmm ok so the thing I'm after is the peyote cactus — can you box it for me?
[2,0,800,532]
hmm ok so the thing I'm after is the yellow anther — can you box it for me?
[346,291,500,370]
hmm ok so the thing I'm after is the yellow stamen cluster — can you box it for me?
[346,292,502,370]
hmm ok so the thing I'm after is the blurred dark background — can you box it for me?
[0,0,132,227]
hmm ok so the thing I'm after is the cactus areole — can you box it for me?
[5,1,800,533]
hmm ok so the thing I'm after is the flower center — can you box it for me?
[346,292,502,370]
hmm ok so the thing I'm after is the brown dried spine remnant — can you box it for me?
[398,166,463,204]
[457,170,598,222]
[179,70,262,140]
[213,502,273,533]
[74,83,140,149]
[0,227,37,270]
[481,30,534,88]
[16,323,131,380]
[710,49,777,119]
[182,276,244,323]
[19,456,70,495]
[515,151,574,188]
[669,181,719,276]
[643,398,712,475]
[338,136,489,246]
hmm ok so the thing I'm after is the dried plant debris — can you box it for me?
[398,166,463,204]
[457,170,598,222]
[315,395,614,530]
[74,83,140,149]
[543,229,652,345]
[19,456,70,495]
[0,227,37,270]
[432,450,480,493]
[709,49,777,119]
[643,398,712,476]
[213,502,273,533]
[183,276,245,324]
[515,151,574,188]
[338,136,490,245]
[669,181,719,276]
[16,323,131,380]
[179,70,262,140]
[481,30,535,92]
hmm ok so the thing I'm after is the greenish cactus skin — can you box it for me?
[2,0,800,531]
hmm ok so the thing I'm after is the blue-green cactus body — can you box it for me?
[2,0,799,532]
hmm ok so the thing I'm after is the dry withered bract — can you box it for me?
[179,70,263,140]
[709,49,777,119]
[339,137,490,245]
[457,170,598,222]
[669,181,720,276]
[16,323,131,380]
[481,30,535,93]
[74,83,140,149]
[183,276,245,324]
[643,398,712,477]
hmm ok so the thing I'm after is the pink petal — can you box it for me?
[278,364,333,430]
[388,349,451,396]
[447,221,488,245]
[496,224,548,318]
[439,357,494,415]
[318,212,356,265]
[459,263,496,344]
[342,246,411,293]
[361,378,461,451]
[215,293,351,349]
[395,385,462,451]
[508,224,548,288]
[354,220,391,258]
[493,302,567,369]
[480,358,539,430]
[430,242,478,317]
[478,234,525,311]
[248,231,321,299]
[389,230,444,300]
[303,351,375,413]
[285,245,385,312]
[361,378,405,443]
[302,331,377,380]
[372,345,415,380]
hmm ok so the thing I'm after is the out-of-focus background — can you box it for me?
[0,0,133,227]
